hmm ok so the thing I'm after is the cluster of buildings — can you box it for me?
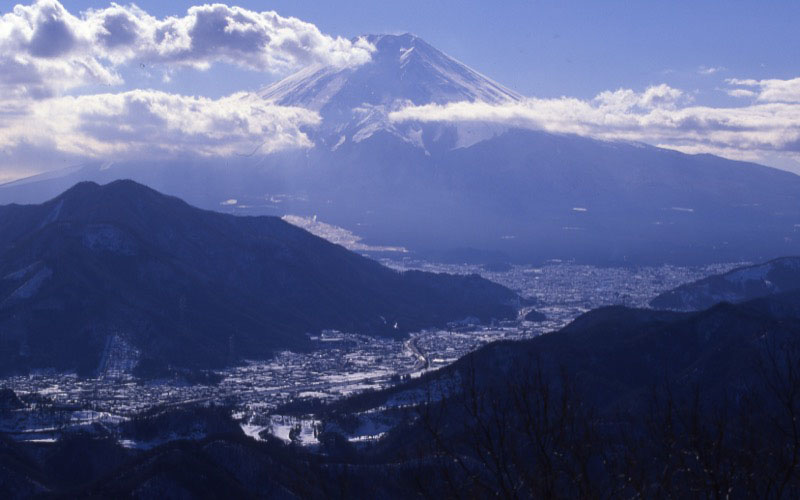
[1,260,739,444]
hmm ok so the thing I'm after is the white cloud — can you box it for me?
[727,77,800,103]
[389,81,800,171]
[0,0,375,99]
[0,1,122,99]
[0,1,361,179]
[726,88,757,99]
[85,2,375,71]
[698,66,725,75]
[593,83,686,111]
[0,90,320,164]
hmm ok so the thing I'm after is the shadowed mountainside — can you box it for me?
[651,256,800,311]
[0,180,519,375]
[4,291,800,497]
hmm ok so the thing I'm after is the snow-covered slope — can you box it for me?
[650,257,800,310]
[259,33,519,148]
[261,33,520,109]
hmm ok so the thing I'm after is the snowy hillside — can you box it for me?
[259,33,519,148]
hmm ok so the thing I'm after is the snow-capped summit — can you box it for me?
[260,33,520,111]
[259,34,519,148]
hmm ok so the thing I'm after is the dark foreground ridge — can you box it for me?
[0,180,519,375]
[3,290,800,497]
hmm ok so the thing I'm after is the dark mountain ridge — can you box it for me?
[315,288,800,431]
[446,290,800,413]
[651,256,800,310]
[4,288,800,498]
[0,180,519,375]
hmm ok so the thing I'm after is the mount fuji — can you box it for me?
[262,34,520,108]
[259,33,520,150]
[3,33,800,265]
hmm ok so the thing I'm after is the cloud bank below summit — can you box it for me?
[390,79,800,172]
[2,90,319,156]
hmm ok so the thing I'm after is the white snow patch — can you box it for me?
[241,423,269,441]
[398,46,415,64]
[297,391,328,399]
[8,267,52,300]
[38,200,63,229]
[348,432,386,443]
[4,262,40,281]
[282,215,407,253]
[265,415,320,445]
[453,121,507,149]
[403,126,427,152]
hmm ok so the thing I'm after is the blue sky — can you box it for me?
[53,0,800,100]
[0,1,798,180]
